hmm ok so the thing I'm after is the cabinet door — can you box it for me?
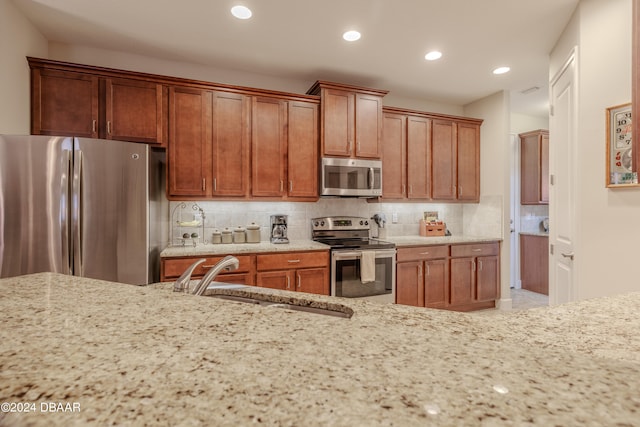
[296,268,329,295]
[31,68,98,138]
[396,261,423,306]
[355,93,383,158]
[424,259,448,308]
[287,101,319,199]
[457,122,480,202]
[168,87,212,197]
[406,115,431,199]
[520,235,549,295]
[449,257,474,305]
[520,132,541,204]
[257,270,293,291]
[540,133,550,203]
[322,89,353,156]
[381,112,406,198]
[476,256,499,302]
[431,119,457,200]
[252,96,287,197]
[212,91,251,197]
[105,78,164,144]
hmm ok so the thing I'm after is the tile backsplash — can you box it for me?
[169,197,503,244]
[520,205,549,233]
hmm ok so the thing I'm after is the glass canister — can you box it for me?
[246,222,260,243]
[211,229,222,244]
[221,227,233,244]
[233,225,246,243]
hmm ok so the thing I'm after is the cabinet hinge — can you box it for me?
[550,174,555,185]
[550,244,554,255]
[550,105,554,116]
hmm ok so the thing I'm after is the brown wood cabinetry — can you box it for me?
[520,234,549,295]
[251,98,319,200]
[256,251,330,295]
[212,91,251,197]
[168,86,212,197]
[30,59,166,145]
[449,243,499,309]
[161,255,255,284]
[381,111,431,200]
[308,81,388,159]
[520,129,549,205]
[396,245,449,308]
[431,119,480,202]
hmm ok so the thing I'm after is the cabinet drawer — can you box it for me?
[450,242,499,258]
[397,245,449,262]
[256,251,329,271]
[162,255,253,280]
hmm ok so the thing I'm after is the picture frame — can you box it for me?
[606,103,638,187]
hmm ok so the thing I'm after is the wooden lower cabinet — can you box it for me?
[256,251,330,295]
[396,242,499,311]
[161,255,255,284]
[520,234,549,295]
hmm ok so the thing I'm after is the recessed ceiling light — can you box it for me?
[493,66,511,75]
[425,51,443,61]
[231,5,252,20]
[343,30,361,42]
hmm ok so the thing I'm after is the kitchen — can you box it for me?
[2,0,640,425]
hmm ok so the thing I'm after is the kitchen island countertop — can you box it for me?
[1,272,639,426]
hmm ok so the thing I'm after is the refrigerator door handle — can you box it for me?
[61,150,72,274]
[73,148,84,276]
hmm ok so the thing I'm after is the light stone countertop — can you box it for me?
[387,235,501,247]
[1,272,640,426]
[161,239,329,257]
[519,232,550,237]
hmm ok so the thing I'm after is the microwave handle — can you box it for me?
[368,167,374,189]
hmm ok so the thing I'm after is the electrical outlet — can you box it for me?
[392,212,398,223]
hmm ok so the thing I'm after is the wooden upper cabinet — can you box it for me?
[168,86,212,198]
[31,68,99,138]
[212,91,251,197]
[457,122,480,202]
[381,112,407,199]
[406,115,431,199]
[431,119,457,200]
[520,129,549,205]
[251,96,287,197]
[104,78,164,144]
[307,81,388,159]
[287,100,319,199]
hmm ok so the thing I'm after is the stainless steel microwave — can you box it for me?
[320,157,382,197]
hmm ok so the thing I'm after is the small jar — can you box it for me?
[211,229,222,244]
[246,222,260,243]
[233,226,246,243]
[221,227,233,244]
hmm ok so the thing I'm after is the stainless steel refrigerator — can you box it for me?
[0,135,168,284]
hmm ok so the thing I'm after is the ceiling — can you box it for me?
[13,0,579,117]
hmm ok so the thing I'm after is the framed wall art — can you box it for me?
[606,103,638,186]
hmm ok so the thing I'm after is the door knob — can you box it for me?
[561,252,575,260]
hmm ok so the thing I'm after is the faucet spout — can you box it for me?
[173,258,206,292]
[193,255,240,296]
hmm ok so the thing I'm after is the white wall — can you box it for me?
[550,0,640,300]
[463,91,511,308]
[0,0,48,133]
[511,113,549,135]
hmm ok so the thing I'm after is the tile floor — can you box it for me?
[471,288,548,315]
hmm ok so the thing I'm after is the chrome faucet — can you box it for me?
[192,255,240,296]
[173,258,207,292]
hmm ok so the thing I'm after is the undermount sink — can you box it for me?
[207,293,353,319]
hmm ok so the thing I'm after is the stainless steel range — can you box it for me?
[311,216,396,303]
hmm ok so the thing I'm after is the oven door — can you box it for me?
[331,249,396,302]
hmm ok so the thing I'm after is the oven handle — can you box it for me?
[332,249,396,260]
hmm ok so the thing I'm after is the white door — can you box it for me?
[549,48,578,305]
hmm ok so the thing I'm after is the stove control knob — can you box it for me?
[314,221,319,227]
[321,221,325,226]
[359,220,364,225]
[365,220,369,226]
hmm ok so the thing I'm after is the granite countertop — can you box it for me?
[387,235,501,247]
[161,240,329,257]
[2,273,640,426]
[519,232,550,237]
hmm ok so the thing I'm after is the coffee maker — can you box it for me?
[270,214,289,244]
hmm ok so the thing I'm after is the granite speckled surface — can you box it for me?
[519,232,549,237]
[1,272,640,426]
[387,235,501,247]
[161,240,329,257]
